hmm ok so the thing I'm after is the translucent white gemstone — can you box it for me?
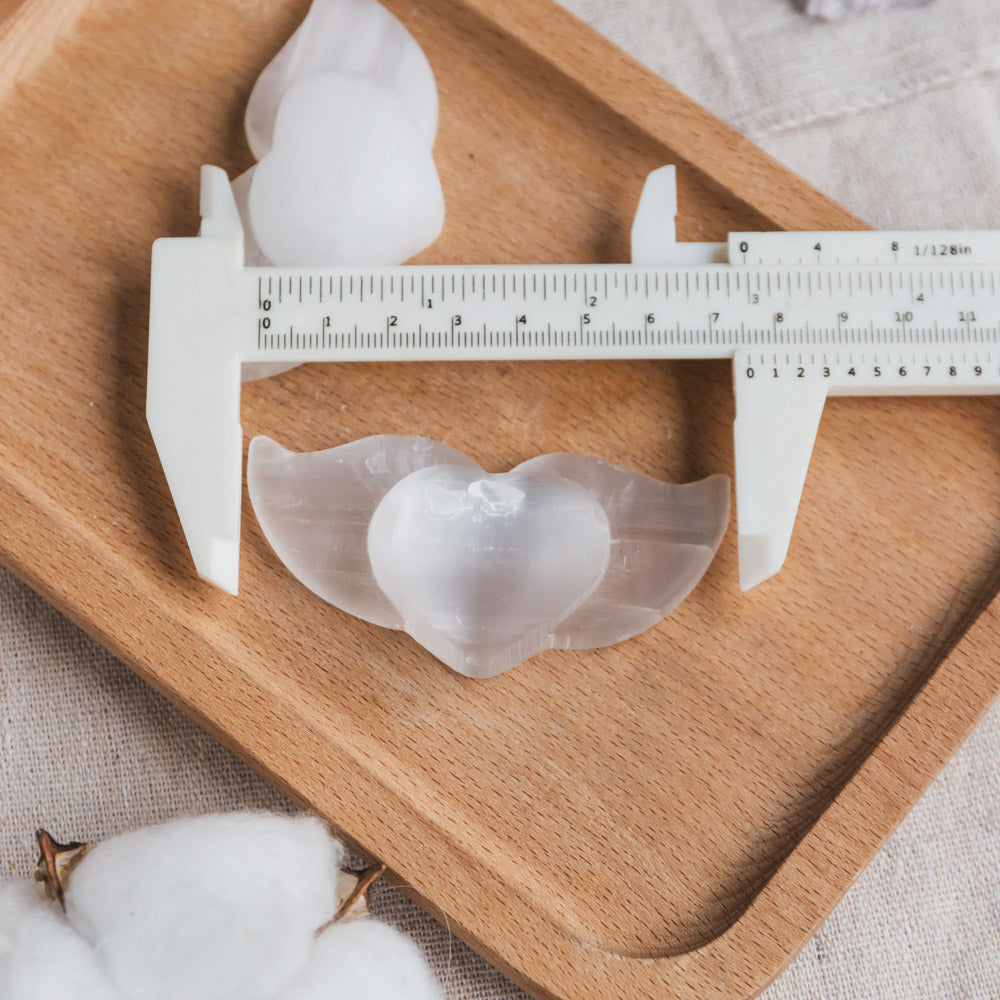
[248,435,475,628]
[368,465,611,676]
[247,71,445,269]
[516,452,730,646]
[248,436,730,678]
[244,0,438,160]
[233,0,444,382]
[229,167,268,268]
[231,167,299,382]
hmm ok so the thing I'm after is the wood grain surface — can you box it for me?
[2,0,999,997]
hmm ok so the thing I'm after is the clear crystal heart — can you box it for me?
[368,465,612,678]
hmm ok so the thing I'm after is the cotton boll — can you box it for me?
[279,919,443,1000]
[248,71,445,268]
[2,817,438,1000]
[63,813,342,1000]
[245,0,438,159]
[0,882,120,1000]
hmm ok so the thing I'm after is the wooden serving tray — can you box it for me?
[2,0,999,996]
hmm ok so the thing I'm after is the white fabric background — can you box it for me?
[3,1,1000,997]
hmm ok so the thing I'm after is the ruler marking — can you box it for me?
[248,261,1000,372]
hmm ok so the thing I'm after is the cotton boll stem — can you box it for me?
[34,829,89,908]
[324,862,387,929]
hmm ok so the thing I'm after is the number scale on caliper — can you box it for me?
[146,165,1000,595]
[245,263,1000,366]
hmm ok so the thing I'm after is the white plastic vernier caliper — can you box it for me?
[148,164,1000,595]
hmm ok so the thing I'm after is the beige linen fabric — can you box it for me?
[3,1,1000,997]
[562,0,1000,228]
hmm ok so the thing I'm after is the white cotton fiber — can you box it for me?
[245,0,438,158]
[1,814,442,1000]
[63,812,342,1000]
[277,918,443,1000]
[247,71,445,268]
[0,882,121,1000]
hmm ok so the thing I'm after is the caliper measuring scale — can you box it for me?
[147,165,1000,594]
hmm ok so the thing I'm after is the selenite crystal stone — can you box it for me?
[248,435,730,679]
[234,0,443,381]
[244,0,438,160]
[247,71,444,268]
[368,465,612,675]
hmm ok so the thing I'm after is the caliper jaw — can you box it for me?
[146,166,245,594]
